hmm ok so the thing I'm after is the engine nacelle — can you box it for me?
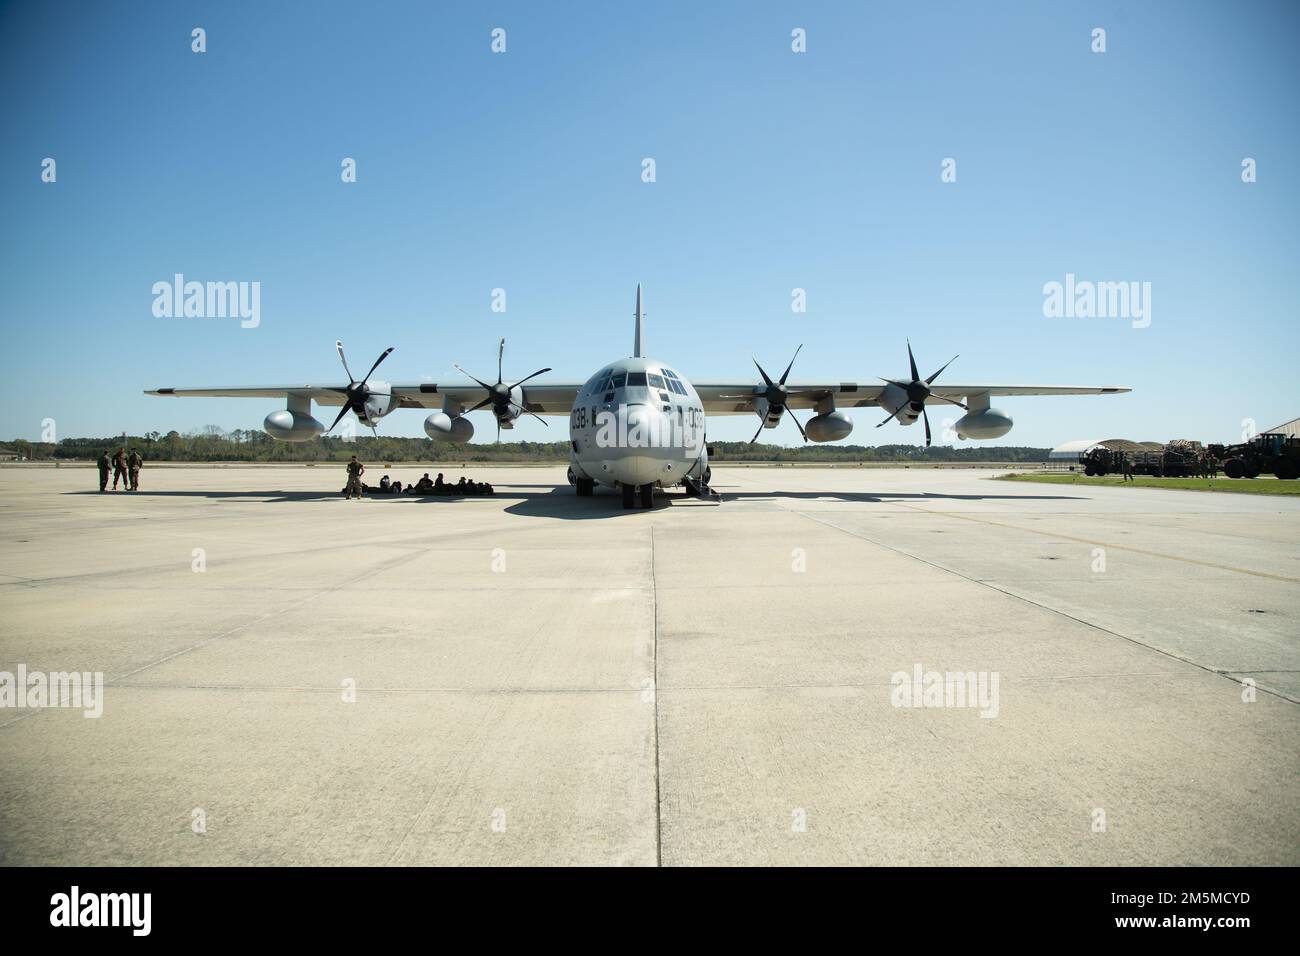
[264,409,324,442]
[358,384,398,426]
[805,411,854,443]
[879,383,923,425]
[424,412,474,444]
[953,408,1013,440]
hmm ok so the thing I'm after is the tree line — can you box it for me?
[3,428,1051,463]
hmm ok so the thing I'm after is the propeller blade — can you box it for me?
[509,401,549,426]
[327,403,353,433]
[464,396,494,415]
[879,378,911,389]
[906,340,920,382]
[509,367,552,390]
[778,344,803,385]
[749,418,766,444]
[335,341,355,383]
[453,364,495,392]
[497,338,505,385]
[928,394,968,410]
[923,406,932,447]
[925,355,959,385]
[495,419,501,444]
[360,347,394,386]
[752,359,775,389]
[788,410,808,442]
[876,405,907,428]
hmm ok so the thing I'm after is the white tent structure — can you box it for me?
[1049,439,1103,460]
[1049,438,1164,460]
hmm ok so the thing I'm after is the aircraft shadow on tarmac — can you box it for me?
[69,487,1084,517]
[502,487,1086,519]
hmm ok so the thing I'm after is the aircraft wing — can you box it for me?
[694,383,1131,415]
[146,383,585,414]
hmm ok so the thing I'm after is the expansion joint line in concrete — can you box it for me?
[650,523,663,867]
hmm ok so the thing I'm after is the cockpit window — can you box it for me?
[611,372,626,388]
[626,371,648,387]
[660,368,687,395]
[647,373,665,389]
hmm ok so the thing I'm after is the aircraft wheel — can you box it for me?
[621,483,634,509]
[640,483,653,508]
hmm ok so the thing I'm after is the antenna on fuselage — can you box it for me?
[633,283,645,358]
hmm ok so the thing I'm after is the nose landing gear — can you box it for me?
[621,483,655,509]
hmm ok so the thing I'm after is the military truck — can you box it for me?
[1208,433,1300,479]
[1079,440,1203,477]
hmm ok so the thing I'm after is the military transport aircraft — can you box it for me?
[147,285,1129,508]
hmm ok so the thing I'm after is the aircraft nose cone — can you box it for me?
[611,455,662,486]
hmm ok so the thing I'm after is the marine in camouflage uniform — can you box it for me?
[345,456,365,499]
[128,448,144,491]
[97,450,111,492]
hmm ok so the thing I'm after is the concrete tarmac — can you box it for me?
[0,464,1296,865]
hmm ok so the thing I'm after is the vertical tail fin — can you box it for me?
[633,283,645,358]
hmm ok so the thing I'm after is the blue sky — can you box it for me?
[2,0,1297,447]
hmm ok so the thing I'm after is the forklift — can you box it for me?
[1208,433,1300,480]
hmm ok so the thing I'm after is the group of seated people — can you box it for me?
[370,472,495,496]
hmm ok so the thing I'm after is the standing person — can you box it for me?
[345,455,365,499]
[96,450,110,492]
[112,447,128,490]
[1122,453,1134,483]
[128,447,144,491]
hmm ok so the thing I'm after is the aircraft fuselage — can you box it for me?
[567,355,708,495]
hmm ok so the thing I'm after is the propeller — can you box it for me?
[747,345,810,444]
[454,338,551,443]
[875,340,967,447]
[326,340,394,435]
